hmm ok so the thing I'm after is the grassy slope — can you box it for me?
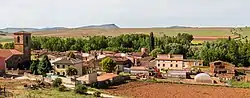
[15,89,94,98]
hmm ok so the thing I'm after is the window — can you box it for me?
[57,65,60,68]
[25,36,29,44]
[176,64,178,67]
[62,72,65,76]
[17,36,20,43]
[62,65,65,68]
[68,65,70,67]
[57,72,60,75]
[183,65,185,67]
[163,64,165,67]
[170,64,173,67]
[158,64,160,67]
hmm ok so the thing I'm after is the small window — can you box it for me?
[163,64,165,67]
[62,72,65,76]
[158,64,160,67]
[183,65,185,67]
[68,65,70,67]
[62,65,65,68]
[17,36,20,43]
[170,64,173,67]
[25,36,29,44]
[57,72,60,75]
[176,64,178,67]
[57,65,60,68]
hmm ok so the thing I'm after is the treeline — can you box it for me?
[31,33,193,56]
[0,42,14,49]
[198,38,250,67]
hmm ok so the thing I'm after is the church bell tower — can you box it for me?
[13,31,31,61]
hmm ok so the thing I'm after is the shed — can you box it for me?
[164,70,189,78]
[130,67,149,76]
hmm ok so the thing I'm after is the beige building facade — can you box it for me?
[156,54,203,70]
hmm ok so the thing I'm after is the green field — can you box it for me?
[2,27,250,44]
[0,36,13,43]
[15,89,94,98]
[33,27,250,37]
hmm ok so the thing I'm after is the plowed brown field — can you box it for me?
[105,82,250,98]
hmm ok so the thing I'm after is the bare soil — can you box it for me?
[105,82,250,98]
[0,78,36,95]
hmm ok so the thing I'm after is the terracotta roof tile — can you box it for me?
[0,49,23,60]
[0,56,5,70]
[52,57,82,65]
[97,73,118,81]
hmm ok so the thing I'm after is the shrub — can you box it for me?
[93,91,101,97]
[91,82,98,88]
[74,84,87,94]
[97,82,109,89]
[53,78,62,87]
[58,85,67,92]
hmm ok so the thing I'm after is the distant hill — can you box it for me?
[168,26,191,28]
[0,27,67,33]
[0,28,40,33]
[0,24,119,33]
[40,27,67,31]
[80,24,120,29]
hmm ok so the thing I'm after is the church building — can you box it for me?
[0,31,31,75]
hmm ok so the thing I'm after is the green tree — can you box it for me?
[58,85,67,92]
[74,84,87,94]
[150,48,163,57]
[31,36,42,50]
[3,42,14,49]
[30,60,39,75]
[100,57,116,73]
[149,32,155,51]
[0,44,3,49]
[38,55,52,76]
[93,91,101,97]
[66,66,78,76]
[53,78,62,87]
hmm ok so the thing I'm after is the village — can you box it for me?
[1,31,250,97]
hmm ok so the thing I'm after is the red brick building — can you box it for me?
[0,31,31,74]
[210,61,235,80]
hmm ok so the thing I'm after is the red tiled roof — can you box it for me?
[155,58,183,61]
[0,49,23,60]
[97,73,118,81]
[183,59,203,62]
[0,56,5,70]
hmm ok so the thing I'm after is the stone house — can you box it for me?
[52,57,84,76]
[77,72,98,84]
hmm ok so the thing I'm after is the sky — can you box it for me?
[0,0,250,28]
